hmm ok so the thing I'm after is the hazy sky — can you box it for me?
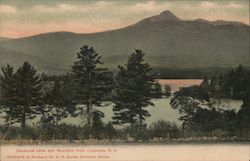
[0,0,249,38]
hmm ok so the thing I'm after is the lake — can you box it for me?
[62,79,243,126]
[62,98,243,127]
[0,79,243,127]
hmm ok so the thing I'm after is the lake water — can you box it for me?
[0,79,243,127]
[62,79,243,126]
[61,98,243,127]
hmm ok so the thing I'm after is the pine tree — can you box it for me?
[112,50,157,127]
[14,61,42,128]
[151,83,163,98]
[71,45,113,137]
[164,84,171,97]
[42,79,68,125]
[0,64,18,126]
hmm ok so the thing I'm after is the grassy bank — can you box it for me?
[1,121,249,145]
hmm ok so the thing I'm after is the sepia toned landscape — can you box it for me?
[0,0,249,145]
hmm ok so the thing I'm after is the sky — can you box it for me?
[0,0,249,38]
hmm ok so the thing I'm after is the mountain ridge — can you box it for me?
[1,10,248,40]
[0,10,249,75]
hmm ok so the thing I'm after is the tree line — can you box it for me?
[0,45,164,139]
[170,65,250,137]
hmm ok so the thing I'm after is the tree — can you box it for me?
[221,65,249,99]
[170,66,250,135]
[151,83,163,98]
[71,45,113,137]
[91,110,105,138]
[0,65,17,126]
[237,85,250,132]
[170,81,240,134]
[238,106,250,133]
[164,84,171,97]
[0,62,42,129]
[218,65,250,134]
[41,79,68,125]
[13,61,42,128]
[170,86,201,129]
[112,50,157,127]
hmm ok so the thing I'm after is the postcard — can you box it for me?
[0,0,249,161]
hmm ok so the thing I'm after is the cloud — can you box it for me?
[33,4,77,13]
[130,1,168,12]
[32,1,113,14]
[227,2,243,9]
[30,1,246,19]
[199,1,217,9]
[0,4,17,14]
[31,1,171,17]
[199,1,244,10]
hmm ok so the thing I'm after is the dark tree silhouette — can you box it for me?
[1,62,42,128]
[113,50,158,127]
[221,65,249,99]
[0,64,17,126]
[237,83,250,132]
[151,83,163,98]
[71,45,113,137]
[42,79,68,125]
[164,84,171,97]
[15,61,42,128]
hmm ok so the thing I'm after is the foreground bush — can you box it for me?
[39,123,81,140]
[149,120,180,140]
[3,126,38,140]
[117,125,150,141]
[0,120,249,142]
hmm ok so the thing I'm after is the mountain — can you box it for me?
[139,10,180,23]
[194,18,247,26]
[0,37,12,42]
[0,10,249,75]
